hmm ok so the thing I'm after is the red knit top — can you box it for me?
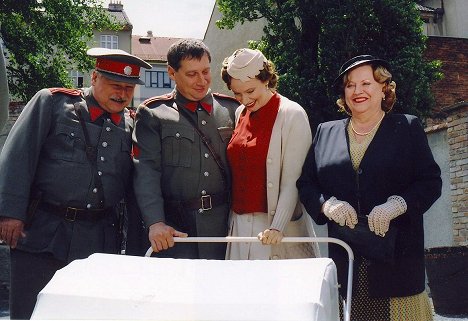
[227,93,280,214]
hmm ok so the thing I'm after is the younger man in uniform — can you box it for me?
[0,48,151,319]
[132,39,239,259]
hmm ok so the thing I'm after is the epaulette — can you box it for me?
[141,93,174,106]
[48,88,82,96]
[213,92,240,104]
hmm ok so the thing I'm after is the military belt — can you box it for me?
[38,201,112,222]
[167,191,229,212]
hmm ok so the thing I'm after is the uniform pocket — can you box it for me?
[161,124,195,167]
[47,122,86,163]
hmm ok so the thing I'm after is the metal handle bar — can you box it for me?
[145,236,353,321]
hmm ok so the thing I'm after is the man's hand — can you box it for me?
[0,217,25,248]
[258,229,283,245]
[148,222,188,253]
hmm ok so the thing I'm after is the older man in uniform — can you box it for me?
[0,48,151,319]
[132,39,239,259]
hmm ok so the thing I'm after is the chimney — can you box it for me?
[108,0,123,12]
[139,31,153,44]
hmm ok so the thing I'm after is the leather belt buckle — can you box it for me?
[201,195,212,211]
[65,207,79,222]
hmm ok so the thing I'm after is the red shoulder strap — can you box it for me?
[48,88,82,96]
[213,92,240,104]
[142,93,174,105]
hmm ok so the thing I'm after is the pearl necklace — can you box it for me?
[350,112,385,136]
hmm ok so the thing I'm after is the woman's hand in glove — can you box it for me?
[368,195,407,237]
[323,196,358,228]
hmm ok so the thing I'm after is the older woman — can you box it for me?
[297,55,442,320]
[221,48,318,260]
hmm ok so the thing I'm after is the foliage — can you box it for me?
[217,0,442,130]
[0,0,120,101]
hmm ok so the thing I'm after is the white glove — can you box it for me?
[368,195,407,237]
[323,196,358,228]
[258,229,283,245]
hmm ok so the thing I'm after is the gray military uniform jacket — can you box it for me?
[0,87,133,262]
[133,89,238,259]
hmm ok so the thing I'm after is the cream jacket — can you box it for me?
[234,94,317,258]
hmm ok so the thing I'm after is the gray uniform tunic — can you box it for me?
[0,87,133,262]
[133,89,238,259]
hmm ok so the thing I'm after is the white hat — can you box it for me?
[226,48,268,82]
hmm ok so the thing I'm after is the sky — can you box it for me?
[108,0,217,38]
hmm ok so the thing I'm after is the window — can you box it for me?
[145,71,172,88]
[69,70,84,88]
[100,35,118,49]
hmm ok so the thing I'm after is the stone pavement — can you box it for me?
[0,244,466,320]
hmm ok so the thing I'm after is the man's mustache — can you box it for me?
[110,97,125,103]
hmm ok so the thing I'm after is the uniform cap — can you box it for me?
[334,54,391,89]
[226,48,268,82]
[87,47,152,85]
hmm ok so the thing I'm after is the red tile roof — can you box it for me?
[132,34,183,62]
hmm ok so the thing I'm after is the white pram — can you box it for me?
[31,237,353,321]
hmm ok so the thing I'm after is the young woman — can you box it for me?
[221,48,318,260]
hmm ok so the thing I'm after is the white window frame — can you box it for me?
[100,35,119,49]
[69,70,84,88]
[145,70,172,88]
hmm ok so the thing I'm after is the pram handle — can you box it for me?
[145,236,353,321]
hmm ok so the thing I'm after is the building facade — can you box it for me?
[130,32,181,106]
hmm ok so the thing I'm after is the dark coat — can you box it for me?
[297,113,442,298]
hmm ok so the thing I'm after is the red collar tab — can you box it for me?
[89,106,122,125]
[185,101,212,113]
[96,58,140,77]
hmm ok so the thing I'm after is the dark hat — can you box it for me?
[87,48,152,85]
[334,54,391,88]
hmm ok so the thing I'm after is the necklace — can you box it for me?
[350,112,385,136]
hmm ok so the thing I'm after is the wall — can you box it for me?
[425,105,468,247]
[422,0,468,37]
[425,36,468,114]
[446,105,468,245]
[425,127,453,247]
[424,35,467,246]
[203,5,266,95]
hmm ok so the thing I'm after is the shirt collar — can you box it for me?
[86,88,123,125]
[174,89,213,114]
[88,106,122,125]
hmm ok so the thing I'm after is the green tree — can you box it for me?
[0,0,119,101]
[217,0,442,130]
